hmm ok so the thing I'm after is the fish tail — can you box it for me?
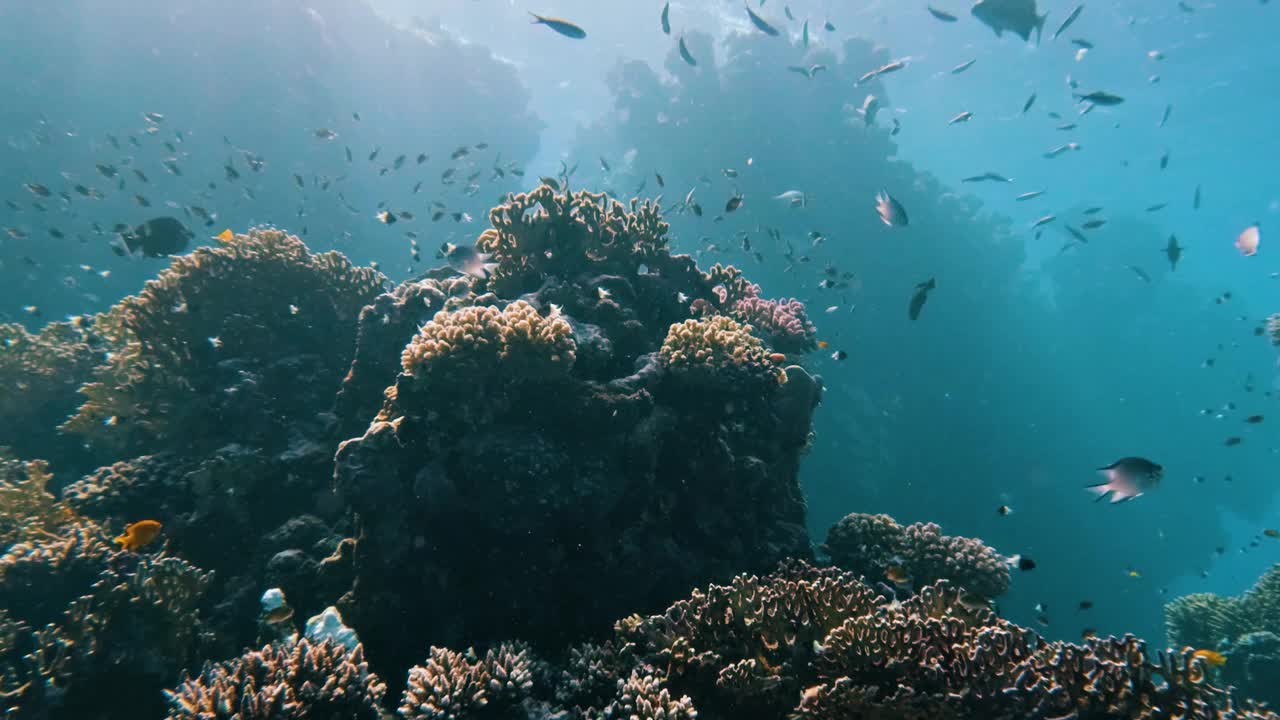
[528,11,544,24]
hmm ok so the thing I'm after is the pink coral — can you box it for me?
[729,296,818,354]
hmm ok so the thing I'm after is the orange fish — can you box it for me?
[768,352,787,363]
[214,228,234,243]
[1193,649,1227,667]
[885,565,911,586]
[1235,224,1260,257]
[114,519,162,551]
[817,340,829,349]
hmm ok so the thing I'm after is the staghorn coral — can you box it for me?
[61,227,385,456]
[164,638,386,720]
[398,642,535,719]
[399,300,576,388]
[822,512,1011,599]
[0,319,110,470]
[623,560,1279,720]
[475,184,670,295]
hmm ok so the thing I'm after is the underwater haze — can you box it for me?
[2,0,1279,718]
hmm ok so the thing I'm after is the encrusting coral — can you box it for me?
[60,227,385,456]
[163,638,386,720]
[822,511,1011,599]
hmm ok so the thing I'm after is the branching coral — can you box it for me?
[164,639,386,720]
[822,512,1011,599]
[659,315,782,387]
[61,227,385,455]
[476,183,670,294]
[0,452,79,547]
[728,296,818,355]
[398,642,534,720]
[624,560,1278,720]
[399,300,576,388]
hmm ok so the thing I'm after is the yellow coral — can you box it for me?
[400,300,575,383]
[659,316,779,383]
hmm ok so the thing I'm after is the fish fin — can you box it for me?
[1110,491,1139,504]
[1086,484,1112,502]
[1036,13,1048,44]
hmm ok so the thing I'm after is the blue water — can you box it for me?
[2,0,1278,701]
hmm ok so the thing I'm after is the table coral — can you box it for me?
[164,638,386,720]
[823,511,1011,599]
[61,228,384,456]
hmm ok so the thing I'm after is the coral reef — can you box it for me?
[163,638,386,720]
[822,512,1011,599]
[621,560,1278,720]
[334,273,480,435]
[0,516,213,718]
[61,227,385,457]
[1166,564,1280,707]
[1166,564,1280,652]
[334,184,817,683]
[0,319,110,473]
[1267,314,1280,346]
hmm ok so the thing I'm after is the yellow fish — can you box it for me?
[214,228,234,243]
[1193,649,1227,667]
[1127,569,1142,578]
[114,519,162,551]
[1264,528,1279,539]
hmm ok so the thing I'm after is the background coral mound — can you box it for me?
[475,184,670,295]
[822,511,1011,599]
[334,184,816,684]
[164,638,386,720]
[61,227,385,456]
[1166,563,1280,707]
[0,320,108,474]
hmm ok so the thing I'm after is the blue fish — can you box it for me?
[529,12,586,39]
[746,5,780,36]
[678,36,697,66]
